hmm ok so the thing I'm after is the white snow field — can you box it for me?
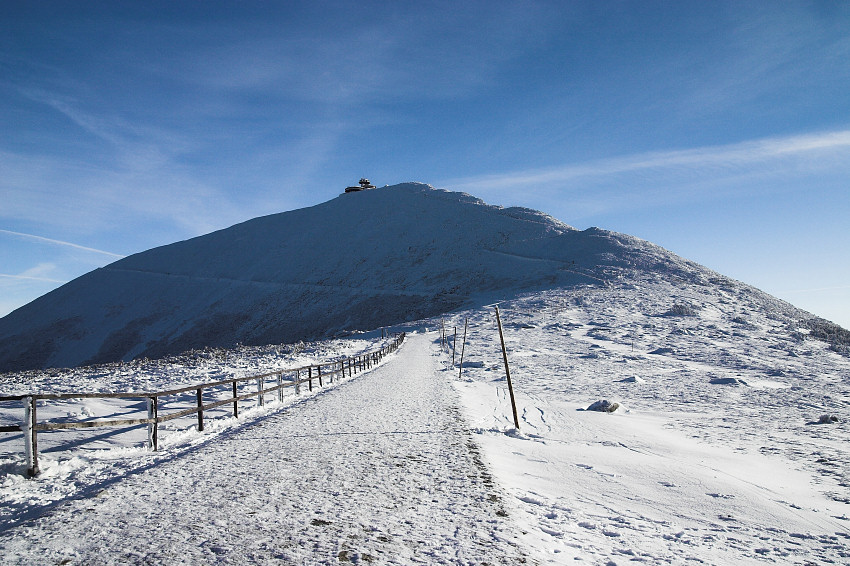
[0,333,529,565]
[0,273,849,564]
[447,277,850,564]
[1,277,849,565]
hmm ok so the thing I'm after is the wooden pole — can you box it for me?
[458,317,468,380]
[196,388,204,432]
[294,369,300,395]
[147,396,158,451]
[308,367,313,391]
[23,396,39,477]
[256,378,264,407]
[318,365,323,387]
[495,306,520,430]
[452,326,457,366]
[232,382,238,417]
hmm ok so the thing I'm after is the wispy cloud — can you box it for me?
[0,229,124,258]
[0,263,67,317]
[441,129,850,220]
[0,273,65,283]
[445,130,850,191]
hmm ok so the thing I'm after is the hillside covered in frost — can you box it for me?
[0,182,726,372]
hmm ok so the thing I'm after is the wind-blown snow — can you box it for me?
[448,276,850,564]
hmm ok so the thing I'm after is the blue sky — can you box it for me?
[2,1,849,328]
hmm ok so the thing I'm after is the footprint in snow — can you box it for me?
[540,526,564,538]
[517,494,545,506]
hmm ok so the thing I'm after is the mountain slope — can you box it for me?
[0,183,785,371]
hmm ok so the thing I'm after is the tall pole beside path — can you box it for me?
[458,317,468,380]
[494,306,520,430]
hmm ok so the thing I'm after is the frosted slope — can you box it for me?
[0,183,684,371]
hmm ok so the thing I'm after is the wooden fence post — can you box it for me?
[256,378,264,407]
[23,396,39,477]
[196,388,204,432]
[277,372,284,402]
[458,317,468,380]
[318,365,323,387]
[147,396,158,451]
[232,382,238,417]
[453,326,457,366]
[295,369,301,394]
[495,306,520,430]
[308,367,313,391]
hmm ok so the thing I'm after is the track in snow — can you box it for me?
[0,333,529,565]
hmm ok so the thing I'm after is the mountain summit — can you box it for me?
[0,183,734,371]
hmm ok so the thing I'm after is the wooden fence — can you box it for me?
[0,333,405,477]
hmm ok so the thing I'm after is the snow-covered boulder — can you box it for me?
[586,400,620,413]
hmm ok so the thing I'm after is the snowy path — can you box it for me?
[0,333,528,565]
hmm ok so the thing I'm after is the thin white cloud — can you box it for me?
[444,129,850,193]
[0,273,65,283]
[0,229,125,258]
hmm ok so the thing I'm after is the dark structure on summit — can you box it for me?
[344,178,376,193]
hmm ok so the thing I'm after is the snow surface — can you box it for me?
[0,333,528,565]
[1,274,848,563]
[448,277,850,564]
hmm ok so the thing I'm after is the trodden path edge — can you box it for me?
[0,332,531,565]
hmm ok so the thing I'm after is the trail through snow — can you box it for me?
[0,333,528,565]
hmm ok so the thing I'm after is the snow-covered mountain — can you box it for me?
[0,182,819,372]
[1,183,849,562]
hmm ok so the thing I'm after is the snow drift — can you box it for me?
[0,183,779,371]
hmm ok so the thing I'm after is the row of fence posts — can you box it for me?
[144,349,390,453]
[13,334,403,477]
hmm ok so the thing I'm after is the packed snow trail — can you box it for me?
[0,333,529,565]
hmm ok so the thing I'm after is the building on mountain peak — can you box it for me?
[344,178,377,193]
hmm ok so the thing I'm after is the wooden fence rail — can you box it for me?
[0,333,405,477]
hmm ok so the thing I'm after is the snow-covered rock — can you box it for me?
[586,399,619,412]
